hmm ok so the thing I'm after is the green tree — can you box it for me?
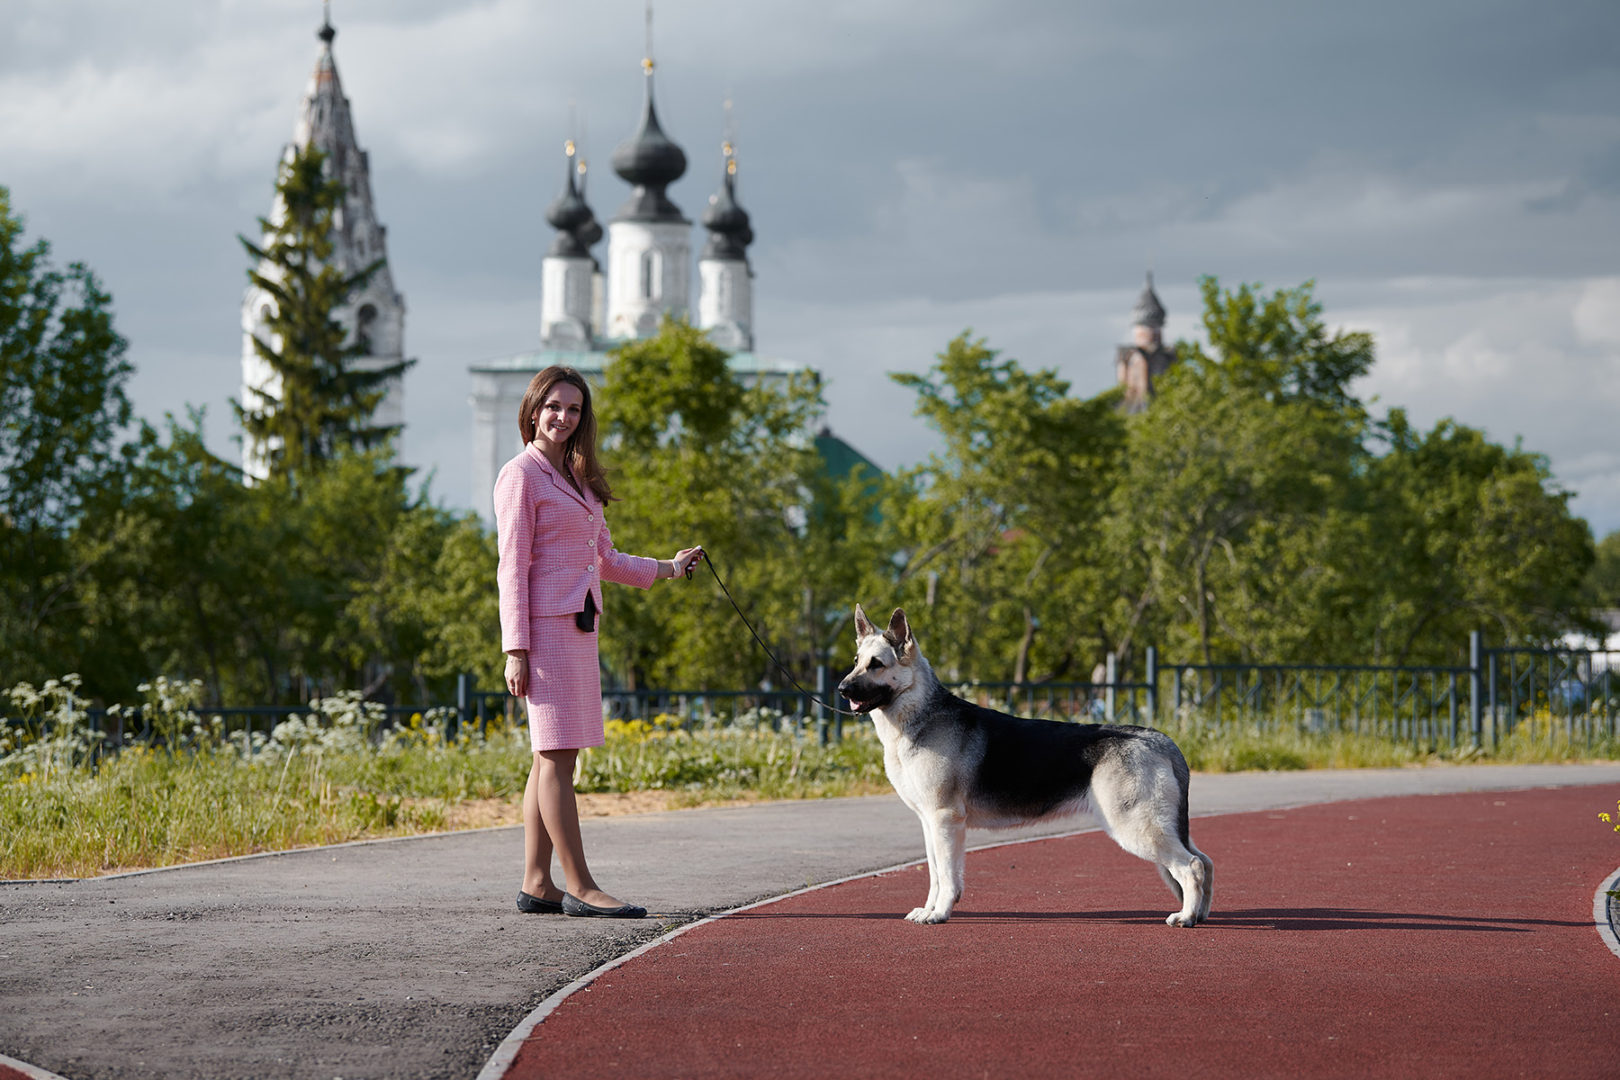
[79,417,499,706]
[341,495,502,702]
[1195,276,1375,410]
[788,445,904,681]
[71,413,289,703]
[1100,279,1375,664]
[0,185,132,683]
[1362,412,1594,660]
[1589,531,1620,611]
[596,317,875,690]
[1100,278,1591,666]
[237,144,410,482]
[1103,352,1363,664]
[891,333,1125,682]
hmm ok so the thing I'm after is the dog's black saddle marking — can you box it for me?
[924,690,1164,820]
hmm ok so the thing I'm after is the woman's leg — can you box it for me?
[521,751,563,900]
[532,748,631,909]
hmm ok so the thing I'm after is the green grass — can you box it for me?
[3,685,1616,880]
[578,720,890,804]
[0,716,896,880]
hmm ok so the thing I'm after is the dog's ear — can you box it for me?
[886,608,912,651]
[853,604,875,641]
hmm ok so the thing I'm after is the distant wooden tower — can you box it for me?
[1114,273,1176,413]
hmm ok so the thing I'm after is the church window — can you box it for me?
[640,251,662,301]
[565,270,586,316]
[357,304,377,354]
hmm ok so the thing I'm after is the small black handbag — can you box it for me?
[575,590,597,633]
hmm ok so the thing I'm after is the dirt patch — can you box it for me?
[434,791,681,829]
[434,789,819,828]
[578,790,681,816]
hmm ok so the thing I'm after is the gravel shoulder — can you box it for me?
[3,762,1618,1080]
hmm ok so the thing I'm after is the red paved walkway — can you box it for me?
[505,786,1620,1079]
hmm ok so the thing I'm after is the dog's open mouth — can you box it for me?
[843,695,876,714]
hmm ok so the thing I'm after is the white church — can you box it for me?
[240,10,895,513]
[241,11,1184,516]
[466,50,809,516]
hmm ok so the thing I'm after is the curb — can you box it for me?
[1596,866,1620,962]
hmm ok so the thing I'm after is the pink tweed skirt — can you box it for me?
[523,614,605,752]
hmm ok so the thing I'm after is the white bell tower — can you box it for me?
[241,7,407,480]
[539,141,602,347]
[697,137,754,351]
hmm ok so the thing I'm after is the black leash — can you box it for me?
[689,550,863,718]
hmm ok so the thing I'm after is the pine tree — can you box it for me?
[236,144,411,481]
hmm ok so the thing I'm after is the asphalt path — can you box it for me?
[2,763,1618,1080]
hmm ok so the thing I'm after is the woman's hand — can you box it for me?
[505,650,528,698]
[671,546,704,578]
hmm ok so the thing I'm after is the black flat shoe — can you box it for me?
[562,893,648,919]
[517,890,565,914]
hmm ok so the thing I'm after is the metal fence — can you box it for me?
[1482,646,1620,749]
[7,635,1618,758]
[840,636,1619,751]
[1164,661,1470,743]
[74,702,479,758]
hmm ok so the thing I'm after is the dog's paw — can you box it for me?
[907,906,950,924]
[1165,911,1201,928]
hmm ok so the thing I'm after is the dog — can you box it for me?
[837,605,1213,927]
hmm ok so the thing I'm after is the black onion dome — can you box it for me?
[575,214,603,250]
[612,91,686,185]
[611,74,688,222]
[702,164,752,260]
[545,145,603,258]
[543,154,588,257]
[1133,272,1167,329]
[545,155,591,233]
[575,165,603,268]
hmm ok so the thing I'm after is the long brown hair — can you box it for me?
[518,366,615,502]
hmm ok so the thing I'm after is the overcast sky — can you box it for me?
[4,0,1618,535]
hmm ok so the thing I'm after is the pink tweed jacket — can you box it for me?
[494,443,659,654]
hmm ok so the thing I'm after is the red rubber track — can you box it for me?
[0,1061,58,1080]
[505,786,1620,1079]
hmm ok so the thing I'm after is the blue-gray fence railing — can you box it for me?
[1482,644,1619,749]
[9,635,1616,759]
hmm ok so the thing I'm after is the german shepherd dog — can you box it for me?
[837,606,1213,927]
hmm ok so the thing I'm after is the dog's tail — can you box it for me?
[1170,750,1193,849]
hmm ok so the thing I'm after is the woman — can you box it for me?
[494,365,702,919]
